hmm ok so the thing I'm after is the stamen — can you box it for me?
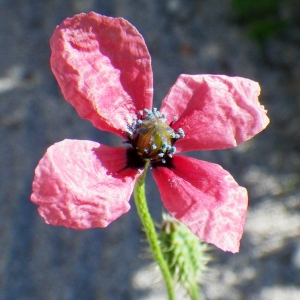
[161,144,167,151]
[170,146,176,154]
[154,110,160,118]
[128,109,185,168]
[145,113,154,120]
[178,128,185,138]
[160,113,167,122]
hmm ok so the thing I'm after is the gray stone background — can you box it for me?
[1,0,300,299]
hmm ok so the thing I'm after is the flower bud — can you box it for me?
[159,214,211,299]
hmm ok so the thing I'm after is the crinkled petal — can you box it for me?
[31,139,139,229]
[160,74,269,152]
[50,12,153,138]
[152,155,248,252]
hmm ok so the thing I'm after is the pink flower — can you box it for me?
[31,12,269,253]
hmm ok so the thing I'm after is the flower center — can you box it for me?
[126,108,184,169]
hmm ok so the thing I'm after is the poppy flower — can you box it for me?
[31,12,269,253]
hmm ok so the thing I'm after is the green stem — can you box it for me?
[188,283,201,300]
[133,162,175,300]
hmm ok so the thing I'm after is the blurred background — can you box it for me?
[1,0,300,299]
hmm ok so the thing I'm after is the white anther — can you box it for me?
[170,146,176,154]
[178,128,185,138]
[145,114,154,120]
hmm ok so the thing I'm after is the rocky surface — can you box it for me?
[1,0,300,299]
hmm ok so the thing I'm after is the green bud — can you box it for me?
[158,214,211,300]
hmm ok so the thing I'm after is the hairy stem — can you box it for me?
[133,163,175,300]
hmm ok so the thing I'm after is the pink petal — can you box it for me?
[50,12,153,138]
[160,74,269,152]
[31,139,139,229]
[152,155,248,252]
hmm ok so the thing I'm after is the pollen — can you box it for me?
[127,108,184,167]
